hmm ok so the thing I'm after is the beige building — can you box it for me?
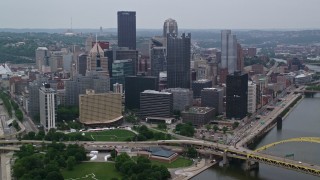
[87,43,109,77]
[79,90,122,125]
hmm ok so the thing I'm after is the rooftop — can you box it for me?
[183,106,214,114]
[142,90,171,95]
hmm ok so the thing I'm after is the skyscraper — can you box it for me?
[118,11,136,50]
[140,90,173,118]
[221,30,237,74]
[167,33,191,89]
[39,84,57,132]
[226,71,248,120]
[125,75,158,110]
[35,47,49,73]
[163,18,178,37]
[87,43,109,77]
[150,47,166,77]
[77,54,87,76]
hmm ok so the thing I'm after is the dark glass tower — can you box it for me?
[226,71,248,120]
[125,75,159,110]
[117,11,136,50]
[167,33,191,89]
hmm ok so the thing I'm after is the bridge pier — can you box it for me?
[219,151,229,167]
[243,160,259,171]
[276,116,282,130]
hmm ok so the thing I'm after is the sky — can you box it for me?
[1,0,320,29]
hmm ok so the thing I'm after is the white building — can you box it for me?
[35,47,49,73]
[248,81,257,114]
[39,84,57,131]
[113,83,123,94]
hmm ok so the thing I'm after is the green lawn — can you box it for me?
[83,129,136,141]
[133,156,193,168]
[62,162,121,180]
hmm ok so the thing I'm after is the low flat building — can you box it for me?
[137,147,178,163]
[181,106,215,126]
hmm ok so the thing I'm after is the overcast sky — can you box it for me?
[1,0,320,29]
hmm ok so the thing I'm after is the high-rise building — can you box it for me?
[35,47,49,73]
[150,47,166,77]
[201,88,224,115]
[118,11,136,50]
[140,90,173,118]
[79,90,122,125]
[125,75,158,110]
[248,81,257,114]
[85,36,94,53]
[39,84,57,131]
[87,43,109,77]
[111,59,134,90]
[64,73,110,106]
[77,54,88,76]
[237,43,244,72]
[163,18,178,37]
[167,33,191,89]
[192,79,212,98]
[226,71,248,120]
[221,30,237,74]
[105,48,139,76]
[49,51,63,72]
[163,88,193,111]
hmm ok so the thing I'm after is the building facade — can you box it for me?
[111,59,134,90]
[248,81,257,114]
[181,107,215,126]
[192,79,212,98]
[140,90,173,118]
[226,71,248,120]
[39,84,57,131]
[163,18,178,37]
[125,75,158,110]
[118,11,136,50]
[163,88,193,111]
[167,33,191,89]
[201,88,223,115]
[79,90,122,125]
[221,30,237,74]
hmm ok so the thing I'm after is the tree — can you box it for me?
[205,124,211,131]
[45,171,64,180]
[111,149,117,159]
[213,125,219,132]
[187,147,197,158]
[66,156,76,170]
[222,126,228,134]
[157,123,167,130]
[232,122,239,129]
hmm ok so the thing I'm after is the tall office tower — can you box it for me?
[167,33,191,88]
[77,54,88,76]
[192,79,212,98]
[39,84,57,131]
[28,81,41,120]
[201,88,224,115]
[237,43,244,72]
[79,90,122,126]
[163,88,193,111]
[35,47,49,73]
[105,48,139,77]
[87,43,109,77]
[49,51,63,72]
[111,59,134,90]
[117,11,136,50]
[140,90,173,118]
[150,47,166,77]
[248,81,257,114]
[125,75,158,110]
[221,30,237,74]
[226,71,248,120]
[85,36,94,53]
[163,18,178,37]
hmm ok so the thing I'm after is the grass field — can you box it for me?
[62,162,122,180]
[132,156,193,168]
[82,129,136,141]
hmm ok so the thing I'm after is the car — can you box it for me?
[298,161,302,164]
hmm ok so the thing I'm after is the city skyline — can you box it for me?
[1,0,320,29]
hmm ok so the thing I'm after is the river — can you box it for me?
[192,94,320,180]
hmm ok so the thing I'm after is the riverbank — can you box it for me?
[173,159,216,180]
